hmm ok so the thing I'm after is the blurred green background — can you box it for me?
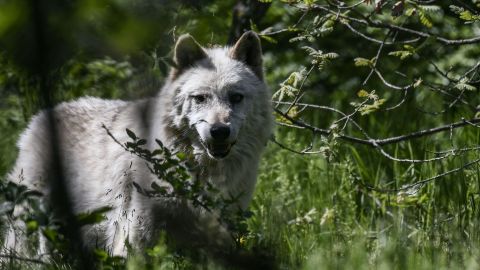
[1,0,480,269]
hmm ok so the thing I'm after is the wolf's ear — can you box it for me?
[230,31,263,81]
[173,34,207,74]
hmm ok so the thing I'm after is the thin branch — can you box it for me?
[303,4,480,45]
[373,68,414,90]
[285,66,314,114]
[270,137,311,155]
[385,88,408,111]
[359,157,480,192]
[344,22,420,45]
[274,107,480,147]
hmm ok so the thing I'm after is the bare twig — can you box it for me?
[358,157,480,192]
[274,107,480,147]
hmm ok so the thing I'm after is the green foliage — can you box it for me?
[450,5,480,23]
[302,46,338,71]
[351,90,386,115]
[354,57,375,68]
[108,128,251,240]
[388,45,416,60]
[454,77,477,91]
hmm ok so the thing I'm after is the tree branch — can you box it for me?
[303,4,480,45]
[274,107,480,147]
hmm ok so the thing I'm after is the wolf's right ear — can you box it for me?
[230,31,263,81]
[173,34,207,76]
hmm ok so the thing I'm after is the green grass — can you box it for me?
[240,124,480,269]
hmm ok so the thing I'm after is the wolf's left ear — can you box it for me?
[173,34,208,74]
[230,31,263,81]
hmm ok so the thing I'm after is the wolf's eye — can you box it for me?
[229,93,244,104]
[192,94,207,103]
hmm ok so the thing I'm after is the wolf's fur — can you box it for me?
[2,32,272,256]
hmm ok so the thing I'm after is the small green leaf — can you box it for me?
[455,81,477,91]
[155,139,164,148]
[388,50,413,60]
[450,5,480,22]
[94,249,109,261]
[176,152,187,161]
[26,220,38,233]
[152,149,163,156]
[42,228,58,242]
[357,89,369,98]
[354,57,372,67]
[126,128,136,140]
[76,206,112,226]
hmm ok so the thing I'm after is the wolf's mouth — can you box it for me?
[198,140,235,159]
[206,142,233,159]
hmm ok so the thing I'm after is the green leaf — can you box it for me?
[419,11,433,28]
[303,0,317,5]
[359,98,386,115]
[76,206,112,226]
[420,5,441,13]
[454,78,477,91]
[94,249,109,261]
[354,57,373,67]
[42,228,58,242]
[26,220,38,233]
[176,152,187,161]
[450,5,480,22]
[126,128,136,140]
[357,89,369,98]
[405,7,416,16]
[155,139,164,148]
[388,50,413,60]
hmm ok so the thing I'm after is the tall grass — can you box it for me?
[243,119,480,269]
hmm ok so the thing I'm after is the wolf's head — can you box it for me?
[164,31,271,160]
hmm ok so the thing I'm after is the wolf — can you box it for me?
[2,31,273,257]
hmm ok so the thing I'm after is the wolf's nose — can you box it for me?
[210,124,230,141]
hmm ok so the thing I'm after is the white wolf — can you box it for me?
[3,31,273,257]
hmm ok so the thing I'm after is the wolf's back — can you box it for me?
[3,96,153,255]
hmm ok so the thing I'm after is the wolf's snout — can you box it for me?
[210,124,230,141]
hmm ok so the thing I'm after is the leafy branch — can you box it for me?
[102,125,251,242]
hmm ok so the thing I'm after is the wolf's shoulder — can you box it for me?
[20,97,138,147]
[55,96,128,116]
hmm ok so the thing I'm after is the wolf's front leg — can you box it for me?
[1,202,48,259]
